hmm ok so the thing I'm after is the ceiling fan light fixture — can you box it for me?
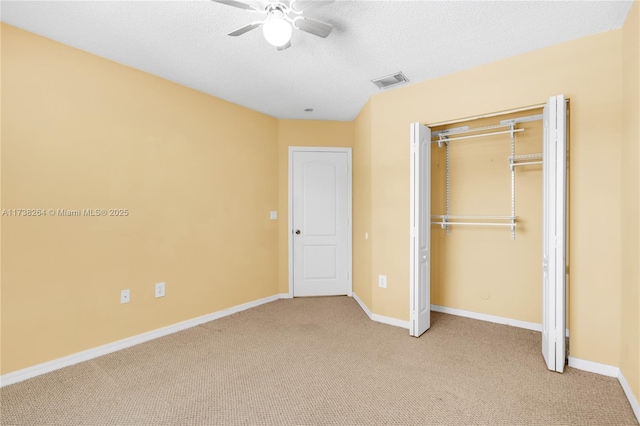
[262,11,292,47]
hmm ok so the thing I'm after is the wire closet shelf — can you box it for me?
[430,115,542,240]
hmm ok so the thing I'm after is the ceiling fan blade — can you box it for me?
[277,41,292,51]
[211,0,258,12]
[228,22,262,36]
[290,0,334,13]
[293,17,332,38]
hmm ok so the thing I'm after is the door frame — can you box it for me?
[288,146,353,298]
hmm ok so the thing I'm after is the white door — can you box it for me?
[291,149,351,297]
[410,123,431,337]
[542,95,567,372]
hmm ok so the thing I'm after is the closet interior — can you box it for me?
[429,110,545,320]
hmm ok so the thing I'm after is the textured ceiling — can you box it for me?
[1,1,634,121]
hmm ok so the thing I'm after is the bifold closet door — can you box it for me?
[542,95,567,373]
[410,123,431,337]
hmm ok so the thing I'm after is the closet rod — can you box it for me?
[430,222,514,228]
[512,161,542,167]
[433,123,510,138]
[431,128,524,144]
[509,153,543,171]
[431,215,515,220]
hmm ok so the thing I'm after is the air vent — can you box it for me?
[371,71,409,90]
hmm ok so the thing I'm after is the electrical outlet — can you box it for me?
[120,289,130,304]
[378,275,387,288]
[155,282,165,298]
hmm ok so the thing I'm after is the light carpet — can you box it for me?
[1,296,637,425]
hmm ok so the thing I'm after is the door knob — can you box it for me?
[295,230,301,235]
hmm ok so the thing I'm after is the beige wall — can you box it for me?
[621,0,640,404]
[0,24,279,374]
[364,29,623,367]
[353,100,373,308]
[276,119,354,294]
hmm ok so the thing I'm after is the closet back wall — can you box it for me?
[430,113,546,325]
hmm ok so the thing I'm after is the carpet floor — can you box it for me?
[0,296,637,425]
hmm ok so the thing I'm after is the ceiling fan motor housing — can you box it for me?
[214,0,334,50]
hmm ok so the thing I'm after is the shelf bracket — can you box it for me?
[437,134,449,149]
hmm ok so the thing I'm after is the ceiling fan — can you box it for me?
[212,0,334,50]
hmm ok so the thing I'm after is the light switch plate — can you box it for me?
[379,275,387,288]
[269,211,278,220]
[120,289,130,304]
[155,282,165,298]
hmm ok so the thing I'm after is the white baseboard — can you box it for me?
[372,313,410,329]
[0,294,283,388]
[430,304,570,337]
[567,356,620,377]
[352,292,410,330]
[431,304,543,332]
[352,292,373,318]
[618,370,640,423]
